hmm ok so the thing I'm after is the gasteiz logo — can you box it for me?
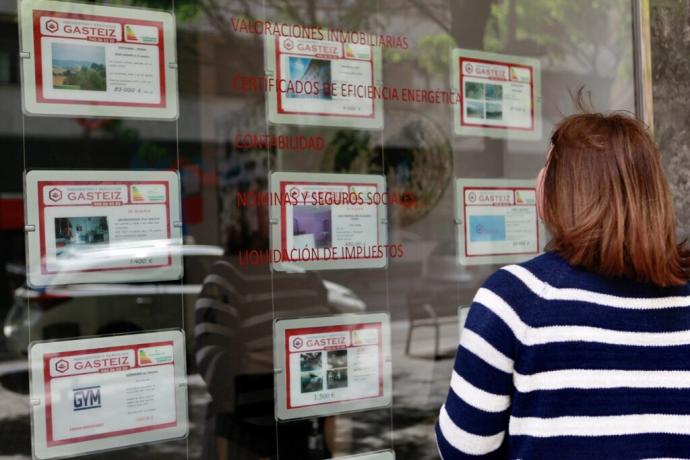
[55,359,69,373]
[45,19,59,33]
[464,63,473,74]
[467,192,477,203]
[48,188,63,202]
[73,386,101,411]
[284,39,294,51]
[292,337,303,349]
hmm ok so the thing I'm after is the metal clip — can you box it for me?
[25,225,36,232]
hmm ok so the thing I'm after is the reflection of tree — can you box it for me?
[402,0,631,83]
[126,0,633,105]
[376,118,452,225]
[130,0,381,38]
[322,116,452,226]
[61,64,106,91]
[403,0,495,43]
[488,0,631,78]
[326,130,373,174]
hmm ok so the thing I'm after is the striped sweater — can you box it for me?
[436,251,690,460]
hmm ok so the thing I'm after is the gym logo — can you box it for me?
[45,20,59,33]
[48,188,63,202]
[73,386,101,411]
[55,359,69,373]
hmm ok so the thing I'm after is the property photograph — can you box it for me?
[54,216,109,258]
[292,205,332,248]
[51,42,107,91]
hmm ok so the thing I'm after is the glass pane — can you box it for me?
[0,0,638,458]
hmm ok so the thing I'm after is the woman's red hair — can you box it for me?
[543,112,690,287]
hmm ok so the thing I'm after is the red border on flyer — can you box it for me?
[284,322,385,410]
[32,10,167,108]
[37,180,173,274]
[462,186,540,258]
[458,57,535,131]
[274,36,376,119]
[278,180,382,262]
[41,340,177,447]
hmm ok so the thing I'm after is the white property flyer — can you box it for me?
[25,170,183,286]
[269,172,388,271]
[19,0,178,119]
[451,49,541,140]
[264,33,383,129]
[29,330,188,459]
[274,313,392,420]
[455,178,545,266]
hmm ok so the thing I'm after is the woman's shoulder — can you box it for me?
[483,251,690,303]
[480,251,568,296]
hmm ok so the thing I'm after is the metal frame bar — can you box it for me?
[633,0,654,131]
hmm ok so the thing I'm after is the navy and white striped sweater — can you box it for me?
[436,251,690,460]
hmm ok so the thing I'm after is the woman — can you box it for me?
[436,112,690,459]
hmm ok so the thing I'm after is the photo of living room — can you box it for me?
[54,216,109,258]
[292,205,332,249]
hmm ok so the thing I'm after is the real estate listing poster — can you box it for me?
[28,330,188,459]
[269,172,388,271]
[19,0,178,119]
[25,170,183,286]
[451,49,541,140]
[264,32,384,129]
[274,313,392,420]
[455,178,544,265]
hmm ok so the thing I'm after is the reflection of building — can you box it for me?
[287,57,332,99]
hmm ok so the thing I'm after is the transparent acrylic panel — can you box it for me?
[255,1,399,457]
[253,0,636,459]
[13,0,193,456]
